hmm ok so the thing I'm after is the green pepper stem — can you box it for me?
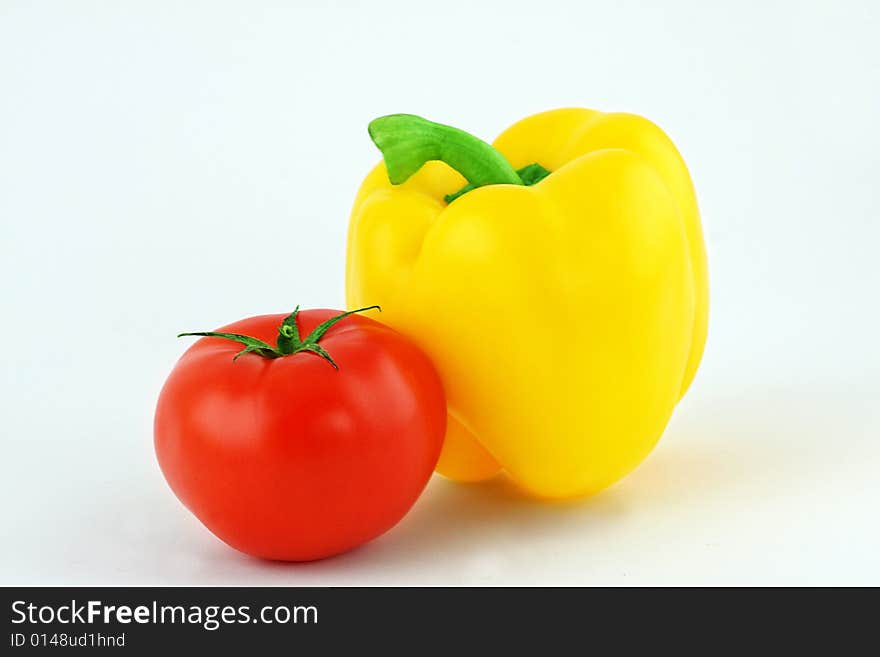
[368,114,523,190]
[445,162,551,203]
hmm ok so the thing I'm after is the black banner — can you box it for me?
[1,587,871,651]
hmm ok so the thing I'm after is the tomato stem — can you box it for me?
[178,305,381,368]
[276,306,303,355]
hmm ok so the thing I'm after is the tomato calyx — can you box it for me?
[178,305,381,369]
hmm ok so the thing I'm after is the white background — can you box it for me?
[2,1,878,585]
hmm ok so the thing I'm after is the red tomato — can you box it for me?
[154,308,446,561]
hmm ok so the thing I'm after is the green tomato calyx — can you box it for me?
[178,305,381,369]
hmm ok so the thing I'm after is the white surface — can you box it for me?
[1,1,878,586]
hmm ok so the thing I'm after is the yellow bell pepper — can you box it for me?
[346,108,708,499]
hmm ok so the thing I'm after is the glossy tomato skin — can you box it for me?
[154,310,446,561]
